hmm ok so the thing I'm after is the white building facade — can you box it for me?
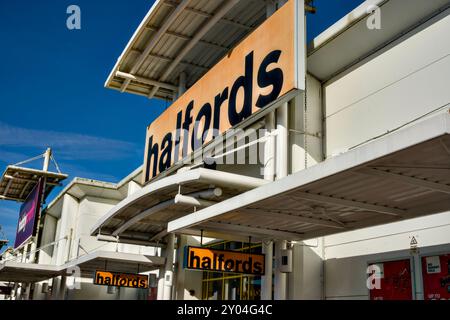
[1,0,449,300]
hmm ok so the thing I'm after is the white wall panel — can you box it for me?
[324,12,450,157]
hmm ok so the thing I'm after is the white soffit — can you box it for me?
[105,0,267,100]
[90,168,267,243]
[168,111,450,241]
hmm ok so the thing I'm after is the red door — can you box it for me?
[422,254,450,300]
[369,259,413,300]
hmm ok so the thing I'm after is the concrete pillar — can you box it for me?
[274,240,287,300]
[261,241,273,300]
[163,233,175,300]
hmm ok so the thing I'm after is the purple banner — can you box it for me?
[14,178,43,249]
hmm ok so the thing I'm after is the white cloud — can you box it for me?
[0,121,140,161]
[59,162,118,182]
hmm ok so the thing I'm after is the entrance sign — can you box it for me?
[94,271,149,289]
[184,246,265,275]
[14,178,43,249]
[143,0,305,182]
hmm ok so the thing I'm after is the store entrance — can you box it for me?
[200,241,262,301]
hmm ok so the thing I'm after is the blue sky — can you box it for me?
[0,0,364,250]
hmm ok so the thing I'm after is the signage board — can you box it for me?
[143,0,305,182]
[425,256,441,274]
[369,259,413,300]
[14,178,43,249]
[94,270,149,289]
[422,254,450,300]
[184,246,265,276]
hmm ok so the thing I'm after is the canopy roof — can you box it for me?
[105,0,267,100]
[0,166,67,202]
[168,111,450,241]
[91,168,267,243]
[0,251,164,283]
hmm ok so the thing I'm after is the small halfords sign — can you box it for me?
[94,271,149,289]
[185,246,265,275]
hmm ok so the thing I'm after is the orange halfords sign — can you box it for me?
[143,0,304,182]
[94,271,149,289]
[185,246,265,276]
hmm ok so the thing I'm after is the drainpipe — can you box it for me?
[274,102,288,300]
[261,0,277,301]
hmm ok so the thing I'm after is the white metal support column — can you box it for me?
[57,275,67,300]
[261,241,273,300]
[156,255,165,299]
[163,233,175,300]
[175,235,187,300]
[274,240,287,300]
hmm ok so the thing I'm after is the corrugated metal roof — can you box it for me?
[0,166,67,203]
[107,0,450,100]
[105,0,267,100]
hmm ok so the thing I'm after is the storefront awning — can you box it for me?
[105,0,267,100]
[0,166,67,202]
[62,251,165,278]
[168,111,450,241]
[0,251,165,283]
[91,169,267,243]
[0,261,61,283]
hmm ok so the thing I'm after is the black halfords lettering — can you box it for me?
[188,250,264,275]
[94,271,148,289]
[145,49,284,181]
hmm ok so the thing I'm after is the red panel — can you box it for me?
[422,254,450,300]
[370,259,413,300]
